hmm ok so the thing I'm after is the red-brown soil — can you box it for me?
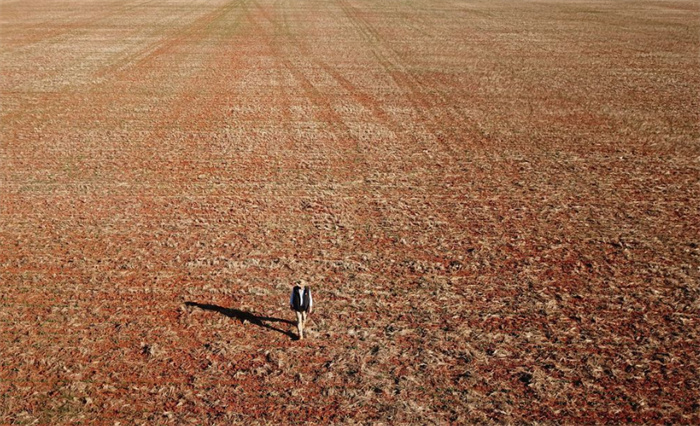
[1,0,698,423]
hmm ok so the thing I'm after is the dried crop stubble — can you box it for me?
[1,0,699,424]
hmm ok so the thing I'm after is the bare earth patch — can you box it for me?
[1,0,698,423]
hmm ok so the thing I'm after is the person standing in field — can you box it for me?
[289,280,313,340]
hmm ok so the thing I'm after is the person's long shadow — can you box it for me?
[185,302,297,339]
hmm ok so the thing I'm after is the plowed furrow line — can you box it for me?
[99,0,246,79]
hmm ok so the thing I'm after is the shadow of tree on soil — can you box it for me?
[185,301,297,339]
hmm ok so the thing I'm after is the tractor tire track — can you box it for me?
[245,0,456,265]
[97,0,246,79]
[246,0,366,170]
[336,0,478,160]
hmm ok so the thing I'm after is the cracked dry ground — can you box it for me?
[1,0,698,424]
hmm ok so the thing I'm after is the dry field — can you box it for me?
[1,0,699,423]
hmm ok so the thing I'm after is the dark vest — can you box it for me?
[291,286,311,312]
